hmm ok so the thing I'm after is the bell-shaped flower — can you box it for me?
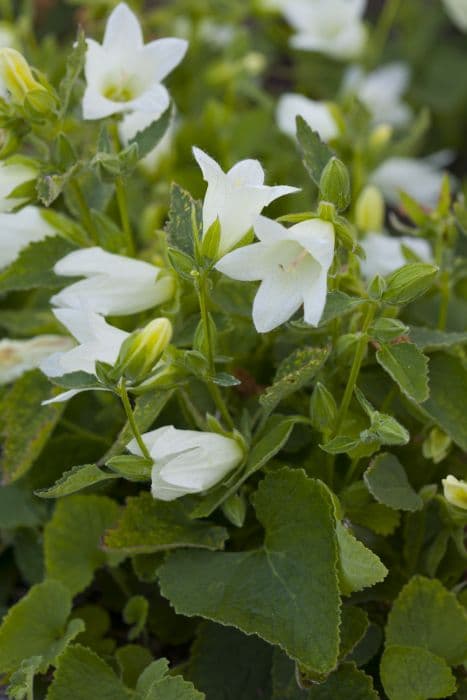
[0,48,48,108]
[82,2,188,120]
[0,206,55,269]
[342,62,412,127]
[443,0,467,31]
[0,159,37,212]
[51,246,174,316]
[442,475,467,510]
[276,93,338,142]
[40,308,129,403]
[0,335,74,385]
[193,147,299,257]
[282,0,367,60]
[118,109,175,174]
[360,231,433,279]
[127,426,244,501]
[216,215,335,333]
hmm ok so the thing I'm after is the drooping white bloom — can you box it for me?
[216,216,335,333]
[276,93,339,142]
[442,475,467,510]
[0,206,55,269]
[118,109,175,174]
[342,63,412,127]
[127,426,244,501]
[282,0,367,60]
[0,160,37,212]
[51,247,174,316]
[442,0,467,31]
[370,154,451,209]
[360,231,433,279]
[193,147,299,257]
[82,2,188,120]
[0,335,74,385]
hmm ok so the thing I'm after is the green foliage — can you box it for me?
[0,236,75,293]
[380,645,456,700]
[166,184,201,257]
[129,106,172,160]
[36,463,120,498]
[421,353,467,451]
[375,342,429,403]
[363,453,423,512]
[296,116,334,186]
[336,523,388,596]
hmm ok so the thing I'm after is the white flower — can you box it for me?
[51,247,174,316]
[193,147,299,257]
[0,335,74,385]
[118,109,175,174]
[360,231,433,279]
[282,0,367,60]
[442,0,467,31]
[127,425,244,501]
[216,215,335,333]
[276,93,338,142]
[0,206,55,269]
[442,475,467,510]
[0,160,36,212]
[82,2,188,120]
[342,63,412,127]
[370,153,452,209]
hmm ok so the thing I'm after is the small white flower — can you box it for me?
[0,335,74,385]
[360,231,433,279]
[442,0,467,31]
[127,425,244,501]
[276,93,338,142]
[51,247,174,316]
[82,2,188,120]
[0,159,36,212]
[0,206,55,269]
[342,63,412,127]
[118,109,175,174]
[216,216,335,333]
[442,475,467,510]
[193,147,299,257]
[283,0,367,60]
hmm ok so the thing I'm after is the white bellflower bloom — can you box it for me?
[360,231,433,279]
[276,93,338,142]
[0,335,74,385]
[342,63,412,127]
[0,206,55,269]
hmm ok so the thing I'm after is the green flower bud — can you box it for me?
[222,492,247,528]
[0,48,49,109]
[383,263,438,305]
[423,427,451,464]
[355,185,385,232]
[310,382,337,432]
[319,157,351,212]
[118,317,172,382]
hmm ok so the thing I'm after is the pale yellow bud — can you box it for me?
[369,123,393,151]
[442,475,467,510]
[0,48,46,105]
[355,185,385,233]
[117,317,173,382]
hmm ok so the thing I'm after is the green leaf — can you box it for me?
[0,580,82,674]
[159,469,341,675]
[129,105,171,160]
[44,495,120,595]
[317,292,365,325]
[380,645,456,700]
[336,523,387,596]
[7,655,42,700]
[135,659,205,699]
[0,309,58,336]
[0,485,42,527]
[41,209,90,247]
[58,28,87,117]
[47,644,130,700]
[340,483,401,535]
[35,463,120,498]
[409,325,467,351]
[363,453,423,512]
[421,352,467,451]
[165,183,202,257]
[103,492,228,554]
[0,236,75,293]
[123,596,149,641]
[382,263,438,305]
[115,645,153,688]
[339,606,369,661]
[376,342,429,403]
[296,116,334,186]
[260,347,329,414]
[386,575,467,665]
[0,370,66,483]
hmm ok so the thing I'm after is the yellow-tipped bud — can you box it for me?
[0,48,46,106]
[355,185,385,233]
[117,317,173,382]
[442,475,467,510]
[369,123,393,151]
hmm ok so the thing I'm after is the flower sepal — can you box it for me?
[106,454,153,482]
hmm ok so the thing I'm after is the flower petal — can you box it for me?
[129,83,170,114]
[227,159,265,186]
[288,219,335,270]
[276,93,338,141]
[142,38,188,82]
[215,242,275,281]
[102,2,144,53]
[252,271,303,333]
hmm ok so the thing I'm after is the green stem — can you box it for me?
[438,272,450,330]
[197,273,215,375]
[115,175,135,256]
[70,180,98,243]
[334,305,375,434]
[368,0,402,67]
[118,380,151,460]
[208,382,235,431]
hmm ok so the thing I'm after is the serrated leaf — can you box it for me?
[341,483,401,536]
[376,342,429,403]
[364,453,423,512]
[159,468,341,675]
[339,606,369,661]
[103,492,228,554]
[336,523,387,596]
[296,116,334,186]
[35,463,120,498]
[6,655,42,700]
[39,209,91,247]
[58,28,87,117]
[129,105,171,160]
[0,370,66,483]
[409,325,467,351]
[44,494,120,595]
[0,580,82,674]
[0,236,75,293]
[140,676,205,700]
[165,183,202,257]
[115,644,153,688]
[380,645,456,700]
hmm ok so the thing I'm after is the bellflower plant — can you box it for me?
[0,206,56,269]
[276,93,339,142]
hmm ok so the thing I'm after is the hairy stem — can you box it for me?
[118,380,151,460]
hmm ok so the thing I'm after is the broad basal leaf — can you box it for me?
[363,453,423,512]
[380,645,456,700]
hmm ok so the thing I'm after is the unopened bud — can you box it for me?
[442,475,467,510]
[310,382,337,432]
[369,123,393,151]
[319,157,351,212]
[118,317,172,382]
[222,492,247,527]
[0,48,47,107]
[355,185,385,232]
[423,427,451,464]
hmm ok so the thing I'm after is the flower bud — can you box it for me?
[423,427,451,464]
[369,124,393,151]
[319,157,351,212]
[355,185,385,232]
[310,382,337,432]
[442,475,467,510]
[222,492,247,527]
[117,317,172,382]
[0,48,47,107]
